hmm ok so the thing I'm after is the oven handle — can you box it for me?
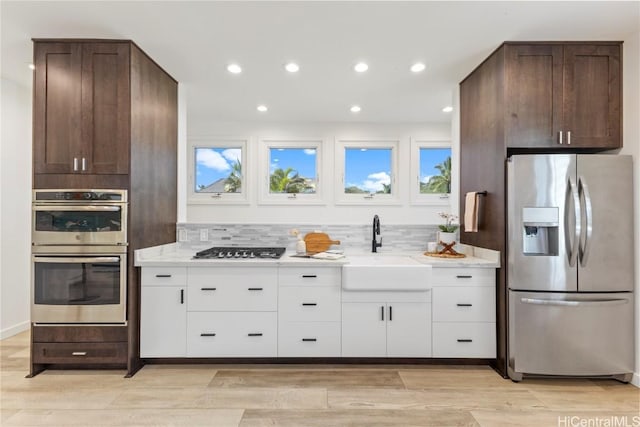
[33,206,121,212]
[33,257,121,263]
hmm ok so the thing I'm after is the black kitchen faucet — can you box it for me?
[372,214,382,252]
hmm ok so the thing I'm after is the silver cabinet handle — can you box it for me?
[567,131,571,145]
[578,176,593,267]
[564,176,581,267]
[34,256,120,263]
[520,298,629,307]
[73,157,79,171]
[81,157,86,171]
[559,131,563,145]
[72,351,87,356]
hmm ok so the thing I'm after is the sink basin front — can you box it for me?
[343,255,431,291]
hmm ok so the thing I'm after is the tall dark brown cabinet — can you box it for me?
[30,39,178,377]
[459,41,622,377]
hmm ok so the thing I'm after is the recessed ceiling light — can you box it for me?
[354,62,369,73]
[410,62,426,73]
[442,106,454,113]
[227,63,242,74]
[28,63,35,70]
[257,105,268,112]
[350,105,361,113]
[285,62,300,73]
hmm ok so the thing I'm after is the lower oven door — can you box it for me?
[32,254,126,324]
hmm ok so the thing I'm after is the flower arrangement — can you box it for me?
[438,212,459,233]
[289,228,302,240]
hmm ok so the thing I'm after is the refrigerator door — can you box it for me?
[508,290,634,378]
[576,155,634,292]
[507,154,578,292]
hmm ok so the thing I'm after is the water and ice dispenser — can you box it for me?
[522,207,559,256]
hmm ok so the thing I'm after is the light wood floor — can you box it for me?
[1,331,638,426]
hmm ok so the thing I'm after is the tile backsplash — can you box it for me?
[177,223,448,252]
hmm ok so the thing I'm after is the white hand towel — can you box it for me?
[464,192,479,232]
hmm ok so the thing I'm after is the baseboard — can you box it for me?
[632,372,640,388]
[0,321,30,340]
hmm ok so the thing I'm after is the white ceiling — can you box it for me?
[2,1,639,123]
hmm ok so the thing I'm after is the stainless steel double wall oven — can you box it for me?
[32,190,128,324]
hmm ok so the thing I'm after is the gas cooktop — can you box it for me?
[193,246,286,260]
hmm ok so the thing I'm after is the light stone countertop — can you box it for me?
[134,243,500,268]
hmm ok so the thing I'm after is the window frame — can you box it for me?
[334,138,400,205]
[258,137,327,205]
[410,139,452,206]
[188,137,250,205]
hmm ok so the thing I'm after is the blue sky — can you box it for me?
[269,148,316,177]
[195,147,241,190]
[420,148,451,183]
[345,148,391,192]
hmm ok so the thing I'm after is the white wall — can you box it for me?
[619,30,640,387]
[0,77,32,338]
[186,120,452,225]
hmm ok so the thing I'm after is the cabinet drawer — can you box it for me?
[279,267,341,287]
[278,322,341,357]
[431,268,495,286]
[142,267,187,287]
[187,312,277,357]
[432,322,496,358]
[279,286,341,322]
[32,342,127,364]
[188,267,277,312]
[432,287,495,322]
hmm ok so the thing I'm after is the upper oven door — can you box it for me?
[32,204,127,246]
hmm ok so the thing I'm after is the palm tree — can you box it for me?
[224,160,242,193]
[423,156,451,194]
[270,167,312,193]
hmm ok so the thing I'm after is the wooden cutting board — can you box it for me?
[303,232,341,254]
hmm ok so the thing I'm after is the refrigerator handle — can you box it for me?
[578,176,593,267]
[520,297,629,307]
[564,176,581,267]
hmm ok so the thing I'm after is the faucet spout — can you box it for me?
[372,215,382,253]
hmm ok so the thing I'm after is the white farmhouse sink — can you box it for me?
[343,255,431,291]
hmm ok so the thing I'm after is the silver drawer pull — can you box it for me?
[302,303,317,306]
[248,333,263,337]
[302,338,317,342]
[457,339,473,343]
[456,275,472,279]
[72,351,87,356]
[200,333,216,337]
[456,303,473,307]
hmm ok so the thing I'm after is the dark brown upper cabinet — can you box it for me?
[33,41,130,175]
[504,42,621,149]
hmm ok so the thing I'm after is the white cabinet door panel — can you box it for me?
[279,267,341,287]
[141,267,187,287]
[432,322,496,358]
[431,268,495,286]
[278,321,341,357]
[432,287,496,322]
[386,302,431,357]
[140,286,186,357]
[342,303,386,357]
[279,286,341,322]
[187,312,277,357]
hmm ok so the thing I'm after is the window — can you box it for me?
[335,139,399,204]
[188,138,248,204]
[259,138,325,204]
[410,140,452,205]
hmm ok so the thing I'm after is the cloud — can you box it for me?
[196,149,231,172]
[222,148,241,163]
[422,175,433,183]
[303,149,316,156]
[360,171,390,192]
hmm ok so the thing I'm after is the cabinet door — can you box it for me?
[140,286,186,357]
[341,303,386,357]
[563,44,621,149]
[386,302,431,357]
[33,42,83,174]
[81,43,130,174]
[505,44,563,148]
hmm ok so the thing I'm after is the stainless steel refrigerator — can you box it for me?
[507,154,634,382]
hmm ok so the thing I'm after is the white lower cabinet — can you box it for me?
[278,322,341,357]
[187,312,277,357]
[140,268,187,357]
[342,301,431,357]
[432,322,496,358]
